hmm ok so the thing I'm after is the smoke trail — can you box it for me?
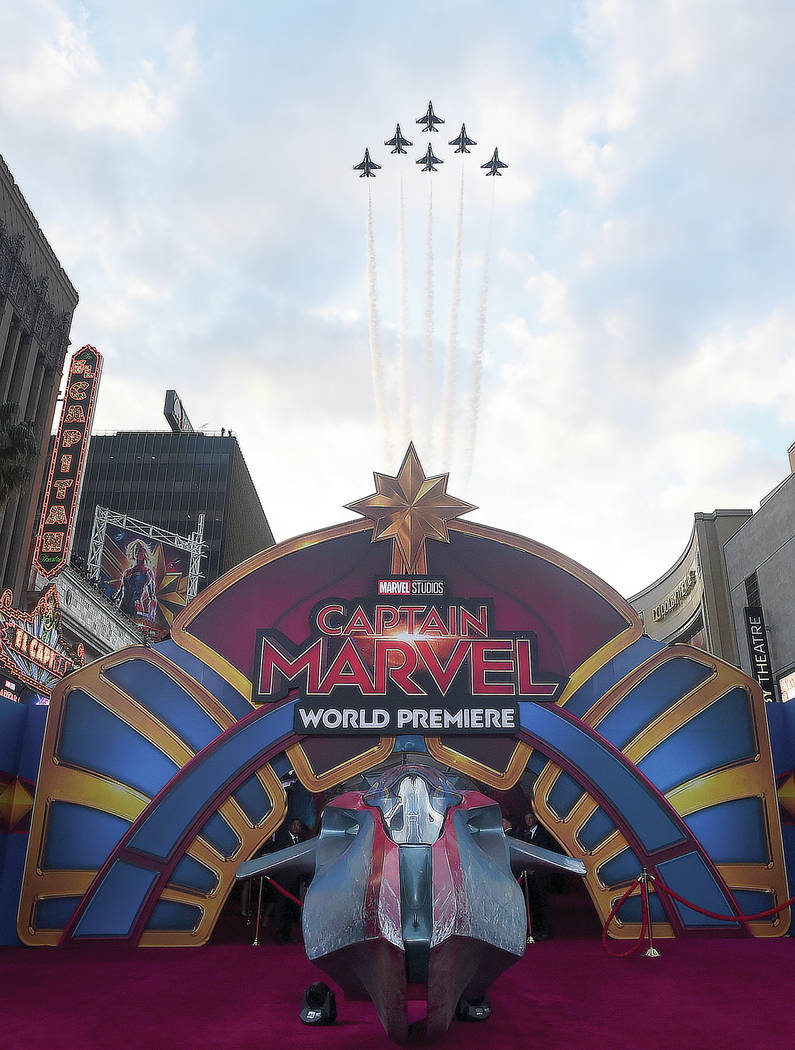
[441,168,464,466]
[464,183,495,486]
[422,181,434,456]
[398,175,411,448]
[367,183,393,460]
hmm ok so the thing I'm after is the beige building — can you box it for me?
[0,154,78,598]
[630,509,751,664]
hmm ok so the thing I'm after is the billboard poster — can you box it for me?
[33,345,102,578]
[97,526,190,636]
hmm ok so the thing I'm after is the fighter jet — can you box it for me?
[449,123,477,153]
[353,148,381,178]
[416,100,444,132]
[481,147,509,176]
[416,143,443,172]
[237,760,586,1044]
[385,124,413,154]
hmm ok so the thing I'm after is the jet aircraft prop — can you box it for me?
[449,123,477,153]
[236,760,585,1044]
[416,144,444,172]
[353,148,381,177]
[385,124,413,154]
[417,100,444,132]
[481,147,508,176]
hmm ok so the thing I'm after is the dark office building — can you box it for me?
[72,430,274,588]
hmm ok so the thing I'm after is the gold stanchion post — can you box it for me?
[642,870,661,958]
[252,876,264,947]
[522,871,534,944]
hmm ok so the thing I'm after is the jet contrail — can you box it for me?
[398,175,411,447]
[422,181,434,456]
[464,183,495,486]
[441,168,464,466]
[367,183,393,460]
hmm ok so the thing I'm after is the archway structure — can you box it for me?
[18,448,789,946]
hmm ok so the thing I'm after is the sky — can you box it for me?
[2,0,794,598]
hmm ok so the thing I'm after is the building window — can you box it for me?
[745,572,761,608]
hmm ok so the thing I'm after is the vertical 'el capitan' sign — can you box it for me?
[32,345,102,579]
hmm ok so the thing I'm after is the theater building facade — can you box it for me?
[629,510,751,664]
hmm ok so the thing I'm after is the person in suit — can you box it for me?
[273,818,307,943]
[517,805,559,940]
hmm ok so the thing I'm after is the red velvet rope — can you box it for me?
[263,876,304,908]
[601,880,648,957]
[655,880,795,922]
[602,874,795,954]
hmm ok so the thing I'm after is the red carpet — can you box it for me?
[1,891,791,1050]
[1,936,791,1049]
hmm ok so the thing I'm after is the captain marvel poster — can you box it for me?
[97,525,189,635]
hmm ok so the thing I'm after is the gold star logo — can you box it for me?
[346,444,476,574]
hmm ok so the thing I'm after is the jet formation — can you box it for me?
[354,101,508,177]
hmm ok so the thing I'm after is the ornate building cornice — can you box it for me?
[0,221,74,370]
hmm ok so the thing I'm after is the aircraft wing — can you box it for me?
[504,835,586,876]
[236,838,317,881]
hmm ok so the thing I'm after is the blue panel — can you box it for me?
[59,690,178,798]
[547,771,584,820]
[74,861,157,937]
[169,854,218,894]
[617,893,666,923]
[19,704,48,782]
[154,639,252,720]
[199,813,239,858]
[564,637,665,718]
[0,835,29,945]
[519,702,685,853]
[527,749,550,777]
[34,896,82,930]
[104,661,221,754]
[595,659,712,751]
[232,774,272,825]
[42,802,131,871]
[270,752,292,777]
[657,851,739,928]
[684,798,769,864]
[146,899,202,932]
[0,698,25,770]
[638,689,756,795]
[733,890,774,918]
[578,807,617,851]
[128,701,295,860]
[598,848,641,886]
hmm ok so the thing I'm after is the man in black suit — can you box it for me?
[517,806,559,940]
[273,818,306,943]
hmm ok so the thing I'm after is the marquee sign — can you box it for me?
[33,345,102,579]
[0,585,84,695]
[255,591,564,734]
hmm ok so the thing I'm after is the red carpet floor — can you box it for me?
[1,897,791,1050]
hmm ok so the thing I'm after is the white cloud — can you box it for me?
[3,0,794,603]
[0,5,197,137]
